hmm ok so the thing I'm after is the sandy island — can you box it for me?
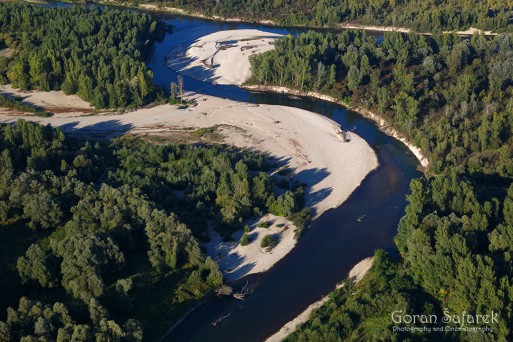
[167,29,283,85]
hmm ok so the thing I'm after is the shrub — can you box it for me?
[240,233,250,246]
[257,221,271,228]
[260,234,276,249]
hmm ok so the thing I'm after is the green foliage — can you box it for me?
[257,221,271,228]
[123,0,513,32]
[0,297,143,342]
[250,30,513,176]
[260,234,277,249]
[0,3,164,108]
[0,120,307,340]
[239,233,250,246]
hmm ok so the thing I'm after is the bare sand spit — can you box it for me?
[265,257,375,342]
[202,214,297,282]
[167,29,282,85]
[0,85,94,114]
[0,90,378,280]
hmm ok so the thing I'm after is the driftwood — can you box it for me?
[335,125,354,142]
[211,313,231,326]
[241,45,257,51]
[233,280,254,300]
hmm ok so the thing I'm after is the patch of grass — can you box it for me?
[0,93,52,117]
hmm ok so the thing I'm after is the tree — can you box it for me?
[17,244,59,288]
[347,65,361,90]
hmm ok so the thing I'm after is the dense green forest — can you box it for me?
[289,177,513,340]
[0,120,309,341]
[251,30,513,341]
[113,0,513,32]
[250,30,513,177]
[0,4,164,108]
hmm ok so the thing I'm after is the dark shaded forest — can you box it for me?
[0,4,164,108]
[0,120,309,341]
[114,0,513,32]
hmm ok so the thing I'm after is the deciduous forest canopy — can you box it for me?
[115,0,513,32]
[250,29,513,341]
[0,4,164,108]
[2,1,513,341]
[0,120,308,341]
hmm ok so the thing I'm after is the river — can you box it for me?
[47,3,421,341]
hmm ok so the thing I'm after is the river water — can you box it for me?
[47,4,421,341]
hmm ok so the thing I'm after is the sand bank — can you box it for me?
[164,28,427,168]
[0,89,377,280]
[0,84,95,114]
[167,29,282,85]
[265,257,375,342]
[244,85,429,168]
[203,214,297,282]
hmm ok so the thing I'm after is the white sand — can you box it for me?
[0,84,94,114]
[203,214,297,282]
[0,90,377,280]
[167,29,282,85]
[348,256,374,283]
[244,84,429,168]
[265,257,375,342]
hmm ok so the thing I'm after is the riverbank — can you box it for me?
[104,1,497,37]
[0,84,96,115]
[244,85,430,169]
[265,256,375,342]
[165,28,427,169]
[0,86,378,281]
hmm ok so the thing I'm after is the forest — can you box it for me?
[250,29,513,341]
[0,120,309,341]
[0,4,164,108]
[249,30,513,177]
[112,0,513,32]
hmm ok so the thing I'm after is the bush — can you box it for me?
[243,225,251,233]
[240,233,250,246]
[260,234,276,249]
[257,221,271,228]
